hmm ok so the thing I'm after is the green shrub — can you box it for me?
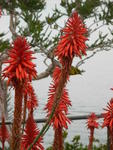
[46,131,107,150]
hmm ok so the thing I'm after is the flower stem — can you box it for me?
[108,127,113,150]
[22,95,27,134]
[88,128,94,150]
[2,141,4,150]
[11,85,23,150]
[53,127,63,150]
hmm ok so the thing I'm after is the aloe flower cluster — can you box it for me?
[45,67,71,129]
[87,113,99,150]
[3,37,37,85]
[102,98,113,149]
[45,12,88,150]
[0,116,9,150]
[21,115,44,150]
[24,82,38,112]
[2,37,43,150]
[55,12,87,68]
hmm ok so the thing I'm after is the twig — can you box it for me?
[76,41,113,68]
[9,10,18,39]
[90,23,106,34]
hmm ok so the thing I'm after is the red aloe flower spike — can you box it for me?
[0,116,9,150]
[87,113,99,150]
[102,98,113,149]
[45,80,71,150]
[2,36,37,150]
[22,82,38,136]
[21,115,44,150]
[45,80,71,129]
[45,66,71,150]
[27,85,38,112]
[102,98,113,130]
[55,11,88,67]
[2,36,37,85]
[24,82,38,112]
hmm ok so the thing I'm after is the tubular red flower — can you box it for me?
[45,80,71,129]
[52,67,69,84]
[25,83,38,111]
[102,99,113,150]
[52,67,62,83]
[2,36,37,85]
[0,116,9,150]
[21,115,44,150]
[102,98,113,131]
[55,11,88,65]
[87,113,99,150]
[87,113,99,130]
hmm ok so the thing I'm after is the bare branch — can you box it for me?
[76,41,113,68]
[88,20,101,29]
[9,10,18,39]
[90,23,106,34]
[35,59,61,80]
[0,50,8,63]
[35,64,54,80]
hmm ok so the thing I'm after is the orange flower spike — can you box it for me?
[87,113,99,130]
[21,115,44,150]
[87,113,99,150]
[102,98,113,131]
[102,98,113,150]
[55,12,88,65]
[45,67,71,129]
[45,67,71,150]
[2,36,37,85]
[2,37,37,150]
[25,83,38,111]
[0,116,9,150]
